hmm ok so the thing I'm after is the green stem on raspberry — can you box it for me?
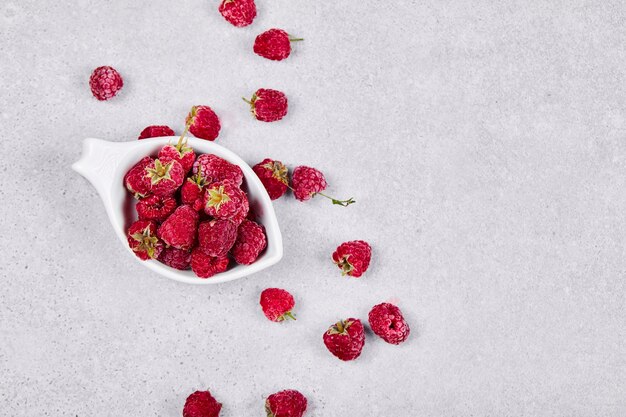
[316,192,355,207]
[242,97,253,105]
[284,312,296,321]
[289,37,304,42]
[175,118,191,150]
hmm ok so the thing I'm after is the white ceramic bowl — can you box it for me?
[72,137,283,284]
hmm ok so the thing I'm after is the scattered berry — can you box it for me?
[265,389,307,417]
[332,240,371,278]
[292,166,354,206]
[368,303,410,345]
[191,248,230,278]
[138,125,175,140]
[322,318,365,361]
[202,181,249,222]
[157,205,199,250]
[183,390,222,417]
[89,66,123,101]
[254,29,303,61]
[136,194,177,222]
[181,173,207,211]
[252,158,289,200]
[232,219,267,265]
[243,89,288,122]
[260,288,296,322]
[186,105,221,141]
[124,156,153,198]
[218,0,256,27]
[145,159,185,196]
[158,247,191,270]
[198,219,238,257]
[193,154,243,186]
[127,220,163,260]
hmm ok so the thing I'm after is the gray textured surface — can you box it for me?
[1,1,625,415]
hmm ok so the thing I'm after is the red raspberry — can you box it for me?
[158,247,191,270]
[260,288,295,322]
[89,66,123,101]
[192,154,243,186]
[158,138,196,174]
[291,166,354,206]
[252,158,289,200]
[127,220,163,260]
[331,240,371,278]
[136,194,177,222]
[265,389,307,417]
[181,173,207,211]
[190,248,230,279]
[145,159,185,197]
[218,0,256,27]
[198,219,238,257]
[322,318,365,361]
[138,125,175,140]
[183,390,222,417]
[231,219,266,265]
[368,303,410,345]
[124,156,153,198]
[202,181,249,222]
[254,29,303,61]
[157,205,199,250]
[243,89,288,122]
[186,105,221,141]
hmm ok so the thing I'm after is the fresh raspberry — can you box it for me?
[158,247,191,270]
[218,0,256,27]
[158,138,195,174]
[181,173,207,211]
[190,248,230,279]
[192,154,243,186]
[138,125,175,140]
[198,219,238,257]
[260,288,295,322]
[89,66,123,101]
[322,318,365,361]
[332,240,371,278]
[124,156,153,198]
[243,89,288,122]
[202,181,249,222]
[254,29,303,61]
[186,105,221,141]
[127,220,163,260]
[136,194,177,222]
[145,159,185,196]
[368,303,410,345]
[231,219,266,265]
[183,390,222,417]
[265,389,307,417]
[291,166,354,206]
[157,205,199,250]
[252,158,289,200]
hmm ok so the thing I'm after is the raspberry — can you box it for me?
[181,173,207,211]
[252,158,289,200]
[202,181,249,222]
[260,288,295,322]
[89,66,123,101]
[198,219,237,257]
[243,89,288,122]
[291,166,354,206]
[186,105,221,141]
[145,159,185,196]
[218,0,256,27]
[322,318,365,361]
[124,156,153,198]
[331,240,371,278]
[190,248,230,279]
[231,219,266,265]
[158,138,195,174]
[183,390,222,417]
[254,29,303,61]
[138,125,175,140]
[158,247,191,270]
[136,194,177,222]
[127,220,163,260]
[368,303,410,345]
[157,205,199,250]
[192,154,243,186]
[265,389,307,417]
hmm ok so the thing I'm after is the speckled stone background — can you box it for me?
[1,1,625,416]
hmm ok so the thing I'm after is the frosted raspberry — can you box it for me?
[265,389,307,417]
[127,220,163,260]
[192,154,243,186]
[243,89,288,122]
[291,166,354,206]
[89,66,123,101]
[252,158,288,200]
[198,219,238,257]
[254,29,303,61]
[260,288,296,322]
[124,156,153,198]
[218,0,256,27]
[157,205,199,250]
[158,247,191,270]
[190,248,230,279]
[332,240,371,278]
[186,105,221,141]
[145,159,185,196]
[136,194,177,222]
[138,125,175,140]
[232,219,266,265]
[322,318,365,361]
[158,137,195,173]
[368,303,410,345]
[183,390,222,417]
[181,173,207,211]
[202,181,249,222]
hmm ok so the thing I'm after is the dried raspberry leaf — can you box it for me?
[207,186,231,210]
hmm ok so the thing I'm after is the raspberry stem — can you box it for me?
[242,97,253,105]
[289,37,304,42]
[315,192,355,207]
[175,117,191,150]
